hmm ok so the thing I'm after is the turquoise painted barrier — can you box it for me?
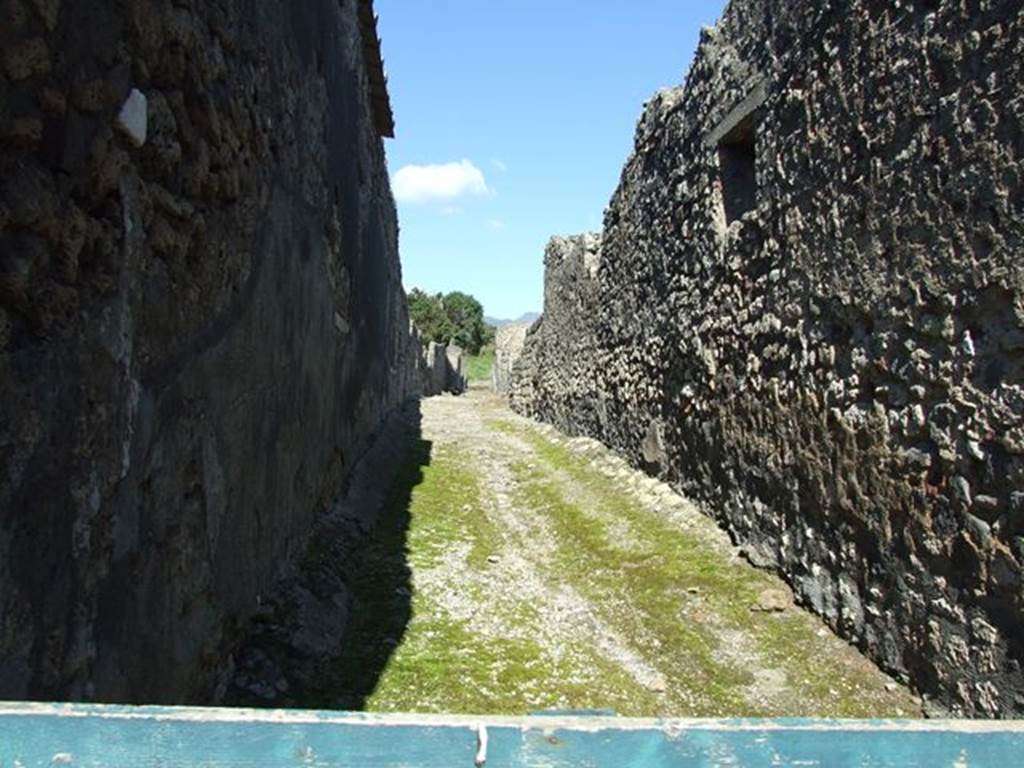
[2,703,1023,767]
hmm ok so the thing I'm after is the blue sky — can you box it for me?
[376,1,727,320]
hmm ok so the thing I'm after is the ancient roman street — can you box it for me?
[3,3,1024,758]
[226,387,922,718]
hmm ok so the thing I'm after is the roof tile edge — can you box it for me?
[358,0,395,138]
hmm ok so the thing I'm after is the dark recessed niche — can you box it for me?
[718,111,758,225]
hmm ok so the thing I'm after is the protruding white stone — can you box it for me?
[116,88,148,147]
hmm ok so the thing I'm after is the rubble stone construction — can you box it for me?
[492,322,531,393]
[417,337,467,396]
[0,0,419,702]
[512,0,1024,716]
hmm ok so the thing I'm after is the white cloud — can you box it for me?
[487,219,505,230]
[491,158,508,173]
[392,159,490,204]
[441,206,463,217]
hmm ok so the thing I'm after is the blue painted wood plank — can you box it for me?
[1,703,1022,767]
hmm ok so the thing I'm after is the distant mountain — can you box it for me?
[485,312,540,328]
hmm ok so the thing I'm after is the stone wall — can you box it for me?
[511,234,603,423]
[420,341,446,396]
[511,0,1024,716]
[492,321,531,394]
[418,339,465,396]
[445,343,467,395]
[0,0,418,703]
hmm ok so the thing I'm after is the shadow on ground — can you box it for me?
[222,400,432,710]
[327,434,433,710]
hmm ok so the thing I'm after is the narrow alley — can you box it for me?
[242,388,922,718]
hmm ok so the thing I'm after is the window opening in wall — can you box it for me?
[717,111,757,226]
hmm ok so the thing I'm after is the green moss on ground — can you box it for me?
[357,441,663,714]
[491,417,920,718]
[464,345,495,382]
[403,445,499,572]
[368,607,665,715]
[324,405,918,718]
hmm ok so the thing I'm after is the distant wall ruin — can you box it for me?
[512,0,1024,716]
[0,0,418,702]
[492,321,531,394]
[416,336,466,396]
[445,344,467,394]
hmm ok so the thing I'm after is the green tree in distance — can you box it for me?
[407,288,492,355]
[407,288,454,344]
[442,291,485,352]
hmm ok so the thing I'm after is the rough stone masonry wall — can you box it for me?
[512,234,603,421]
[418,339,466,396]
[0,0,419,703]
[512,0,1024,716]
[492,321,531,393]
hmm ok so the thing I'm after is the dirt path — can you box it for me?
[227,387,922,717]
[348,388,921,717]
